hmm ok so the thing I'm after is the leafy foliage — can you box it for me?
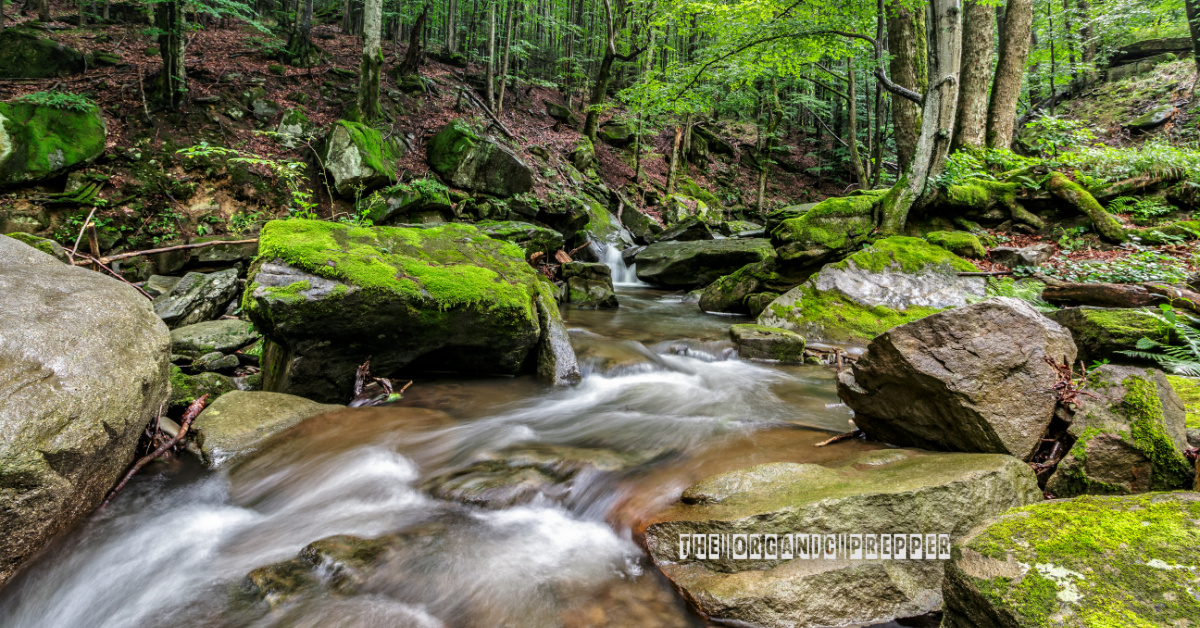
[1119,305,1200,376]
[1029,250,1191,284]
[13,91,97,111]
[178,143,318,218]
[1106,196,1176,225]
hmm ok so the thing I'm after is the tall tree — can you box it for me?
[357,0,384,121]
[583,0,646,143]
[156,0,187,109]
[985,0,1033,148]
[284,0,319,67]
[952,0,996,151]
[885,1,927,172]
[1185,0,1200,72]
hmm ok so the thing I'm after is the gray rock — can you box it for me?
[191,391,342,466]
[764,202,817,233]
[143,274,181,299]
[620,202,663,243]
[1,233,68,262]
[169,366,235,408]
[1128,104,1177,131]
[543,100,579,125]
[1047,307,1172,363]
[653,216,714,242]
[193,351,241,372]
[563,261,618,308]
[1188,428,1200,447]
[0,29,85,79]
[250,98,281,122]
[837,297,1078,460]
[989,243,1055,268]
[0,100,106,186]
[0,236,170,587]
[1045,365,1193,496]
[535,292,581,386]
[597,121,634,146]
[153,269,241,328]
[477,220,565,257]
[170,319,259,354]
[640,449,1042,628]
[729,324,805,362]
[636,238,776,288]
[191,236,259,263]
[323,120,403,198]
[427,119,533,198]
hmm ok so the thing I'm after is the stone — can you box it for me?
[618,202,662,244]
[477,220,565,257]
[764,203,818,233]
[0,100,107,186]
[597,121,634,146]
[427,119,533,198]
[640,449,1042,628]
[190,391,342,467]
[0,29,85,79]
[568,137,597,172]
[323,120,403,197]
[193,351,241,372]
[275,108,316,148]
[395,74,426,96]
[544,100,579,125]
[989,243,1055,268]
[771,190,888,269]
[575,195,631,247]
[191,235,259,263]
[1109,36,1192,65]
[143,274,181,299]
[1048,306,1173,363]
[366,180,453,224]
[1128,104,1176,131]
[837,297,1078,460]
[1045,365,1192,497]
[244,220,569,402]
[153,268,240,328]
[941,493,1200,628]
[169,366,235,408]
[636,238,775,288]
[563,261,618,308]
[250,98,281,122]
[1,232,67,262]
[653,216,714,242]
[691,124,735,156]
[729,324,805,362]
[0,236,170,587]
[698,257,810,314]
[148,240,190,274]
[1166,374,1200,435]
[924,230,987,259]
[535,292,581,386]
[718,220,764,238]
[758,236,985,345]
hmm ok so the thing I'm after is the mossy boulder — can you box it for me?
[729,324,805,362]
[0,30,85,78]
[1127,104,1176,131]
[170,319,259,355]
[838,298,1078,460]
[763,202,818,232]
[543,100,579,125]
[698,257,810,314]
[427,118,533,198]
[476,220,565,257]
[1166,374,1200,429]
[323,120,402,198]
[0,236,170,587]
[575,194,630,247]
[635,238,776,288]
[366,180,453,224]
[757,236,983,344]
[190,391,342,467]
[562,261,618,309]
[639,449,1042,628]
[1046,365,1193,497]
[924,230,987,259]
[718,220,764,237]
[770,190,887,269]
[275,108,316,148]
[0,100,106,186]
[152,268,241,329]
[1048,307,1174,364]
[653,216,714,242]
[1,232,67,262]
[597,121,634,146]
[169,365,235,408]
[941,493,1200,628]
[568,136,597,172]
[243,220,570,402]
[619,201,663,243]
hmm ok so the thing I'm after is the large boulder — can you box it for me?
[0,30,86,79]
[942,493,1200,628]
[190,391,342,467]
[152,268,240,328]
[170,319,259,356]
[365,179,452,224]
[698,257,810,315]
[729,323,805,362]
[1048,307,1173,363]
[0,100,106,186]
[757,236,985,345]
[323,120,402,198]
[635,238,775,288]
[597,121,634,146]
[243,220,572,402]
[476,220,565,257]
[1166,374,1200,447]
[0,237,171,587]
[639,449,1042,628]
[563,261,618,309]
[770,190,887,269]
[1046,365,1193,497]
[838,297,1078,460]
[427,119,533,198]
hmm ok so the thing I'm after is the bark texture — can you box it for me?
[952,0,996,151]
[986,0,1033,149]
[886,5,927,172]
[356,0,383,121]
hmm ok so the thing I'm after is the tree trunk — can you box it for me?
[986,0,1033,149]
[397,7,427,75]
[845,59,868,188]
[885,4,927,173]
[156,0,186,109]
[1185,0,1200,73]
[666,125,682,196]
[284,0,317,67]
[357,0,383,122]
[38,0,49,22]
[951,0,995,151]
[485,0,496,110]
[497,1,515,116]
[877,0,962,234]
[447,0,458,52]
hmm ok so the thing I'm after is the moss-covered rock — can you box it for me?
[152,269,240,329]
[770,190,887,269]
[0,100,106,186]
[562,261,618,309]
[275,108,315,148]
[698,257,811,314]
[574,194,629,246]
[635,238,776,288]
[243,220,563,402]
[1,232,67,262]
[1046,365,1193,497]
[757,236,983,345]
[323,120,402,198]
[0,30,85,79]
[169,319,259,355]
[763,202,817,233]
[619,200,663,243]
[476,220,565,257]
[365,180,453,224]
[427,118,533,198]
[543,100,579,125]
[191,391,342,466]
[729,324,805,362]
[640,449,1042,628]
[169,365,235,408]
[597,121,633,146]
[1166,375,1200,429]
[925,230,987,259]
[942,492,1200,628]
[1048,307,1174,364]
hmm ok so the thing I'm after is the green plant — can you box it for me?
[1119,305,1200,376]
[1036,249,1191,284]
[1021,115,1097,159]
[971,277,1057,312]
[1055,226,1091,252]
[13,91,97,111]
[178,143,317,218]
[228,211,265,234]
[1106,196,1175,225]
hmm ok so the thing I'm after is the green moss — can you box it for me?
[943,178,1019,208]
[333,120,397,177]
[169,365,234,407]
[923,230,986,259]
[427,118,480,175]
[1166,375,1200,428]
[770,189,887,254]
[678,178,722,208]
[834,236,978,274]
[962,494,1200,627]
[0,101,106,185]
[1122,374,1194,489]
[764,284,942,345]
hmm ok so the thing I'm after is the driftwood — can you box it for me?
[1039,279,1200,315]
[72,238,258,266]
[100,395,209,509]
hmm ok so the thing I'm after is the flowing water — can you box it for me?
[0,288,882,628]
[593,242,644,286]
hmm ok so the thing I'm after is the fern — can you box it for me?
[971,277,1057,312]
[1118,305,1200,376]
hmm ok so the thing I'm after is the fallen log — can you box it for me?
[1040,281,1160,309]
[72,238,259,266]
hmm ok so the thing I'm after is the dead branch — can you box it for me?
[72,238,258,265]
[815,429,863,447]
[100,395,209,509]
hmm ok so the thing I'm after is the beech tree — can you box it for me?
[357,0,384,121]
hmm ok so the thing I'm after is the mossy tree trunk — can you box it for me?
[356,0,383,122]
[156,0,187,110]
[757,78,782,212]
[951,0,995,151]
[1185,0,1200,74]
[284,0,318,67]
[986,0,1033,149]
[1047,172,1127,243]
[885,3,926,172]
[396,6,427,76]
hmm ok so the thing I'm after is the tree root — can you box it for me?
[1046,172,1127,243]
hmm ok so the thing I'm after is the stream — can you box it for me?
[0,287,884,628]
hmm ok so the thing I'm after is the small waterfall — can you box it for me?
[593,242,644,286]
